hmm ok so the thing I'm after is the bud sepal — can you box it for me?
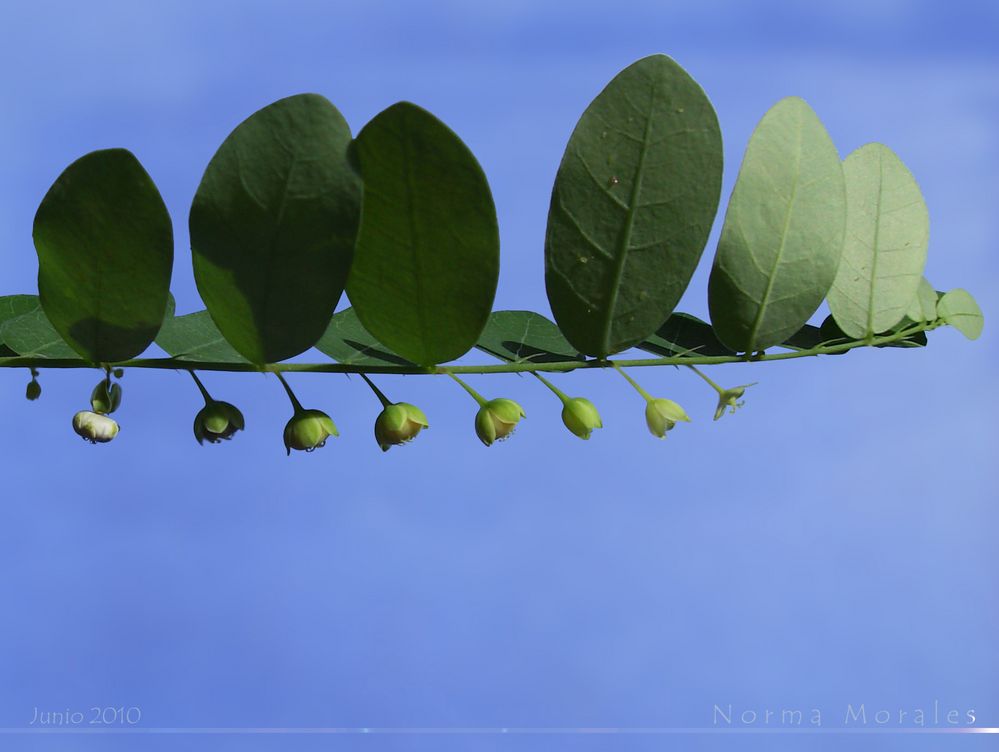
[374,402,428,451]
[475,398,526,446]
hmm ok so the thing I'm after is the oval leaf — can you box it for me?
[0,308,78,358]
[937,288,984,340]
[190,94,361,364]
[638,313,733,357]
[476,311,583,364]
[708,97,846,353]
[314,308,413,367]
[347,102,499,366]
[544,54,723,357]
[827,143,929,339]
[34,148,173,362]
[156,310,248,363]
[0,295,43,356]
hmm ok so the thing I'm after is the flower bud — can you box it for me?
[90,380,122,414]
[645,397,691,438]
[475,398,525,446]
[561,397,602,440]
[283,409,338,455]
[374,402,428,451]
[72,410,120,444]
[25,379,41,401]
[194,400,245,445]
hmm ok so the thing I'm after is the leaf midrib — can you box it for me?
[744,111,804,353]
[598,76,658,356]
[865,149,885,338]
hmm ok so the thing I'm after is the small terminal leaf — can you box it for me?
[936,289,984,340]
[905,277,938,323]
[190,94,361,364]
[827,143,929,339]
[476,311,583,363]
[34,148,173,362]
[708,97,846,354]
[545,54,723,357]
[347,102,500,366]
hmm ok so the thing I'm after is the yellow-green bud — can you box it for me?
[283,409,338,455]
[194,400,245,445]
[25,379,41,401]
[561,397,602,440]
[645,397,691,438]
[72,410,120,444]
[474,398,525,446]
[90,380,122,414]
[374,402,428,451]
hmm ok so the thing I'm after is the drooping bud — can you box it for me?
[90,380,122,414]
[373,402,428,452]
[283,409,338,455]
[645,397,691,438]
[561,397,603,440]
[72,410,120,444]
[474,398,526,446]
[194,400,245,445]
[25,379,41,401]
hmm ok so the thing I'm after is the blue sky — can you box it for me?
[0,2,996,750]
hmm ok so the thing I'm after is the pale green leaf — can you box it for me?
[828,143,929,339]
[708,97,846,353]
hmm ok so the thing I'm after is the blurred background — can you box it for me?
[0,1,995,750]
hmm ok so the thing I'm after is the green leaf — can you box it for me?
[190,94,361,364]
[827,143,929,339]
[638,313,733,357]
[937,288,984,340]
[905,277,938,323]
[33,148,173,362]
[708,97,846,354]
[779,323,826,351]
[0,295,43,356]
[347,102,499,366]
[314,308,414,367]
[544,54,723,357]
[156,310,248,363]
[0,308,79,358]
[476,311,584,363]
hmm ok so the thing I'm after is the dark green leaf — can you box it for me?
[476,311,584,363]
[708,97,846,353]
[638,313,733,357]
[828,143,929,339]
[779,323,826,351]
[33,148,173,362]
[545,54,723,357]
[190,94,361,364]
[937,288,984,340]
[0,295,43,356]
[0,308,79,358]
[156,310,248,363]
[347,102,499,366]
[314,308,414,367]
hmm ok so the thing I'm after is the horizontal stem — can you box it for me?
[0,321,943,376]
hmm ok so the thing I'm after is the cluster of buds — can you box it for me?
[58,364,754,450]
